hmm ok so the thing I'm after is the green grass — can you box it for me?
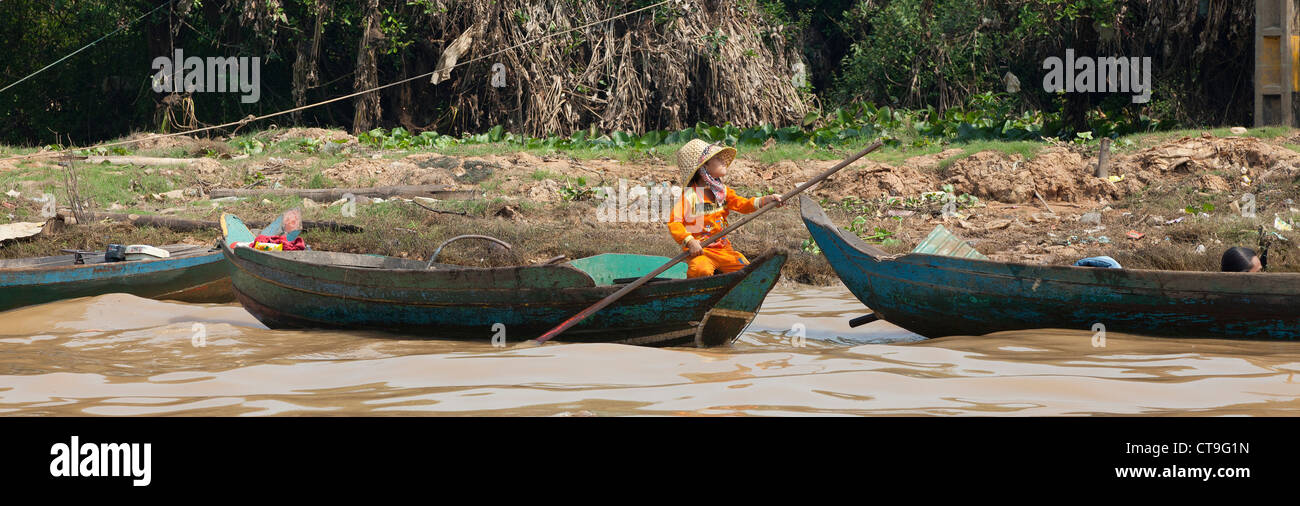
[131,146,188,158]
[957,140,1043,159]
[23,124,1294,178]
[1,162,181,208]
[0,145,45,156]
[452,197,512,216]
[739,137,1044,169]
[516,200,542,212]
[1115,126,1294,153]
[302,153,345,174]
[861,143,946,165]
[479,177,503,193]
[411,143,522,158]
[748,143,833,164]
[425,140,684,163]
[306,170,335,189]
[530,169,560,181]
[926,140,1043,172]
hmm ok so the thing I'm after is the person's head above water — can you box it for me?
[1221,246,1262,272]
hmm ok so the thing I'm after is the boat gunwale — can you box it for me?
[221,240,782,293]
[798,195,1300,295]
[0,245,221,273]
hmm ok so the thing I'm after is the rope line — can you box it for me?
[0,1,173,95]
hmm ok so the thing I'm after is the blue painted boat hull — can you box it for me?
[0,247,231,312]
[800,195,1300,340]
[221,238,786,346]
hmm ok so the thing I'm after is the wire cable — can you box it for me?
[0,0,173,95]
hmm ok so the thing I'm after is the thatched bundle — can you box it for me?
[390,0,810,136]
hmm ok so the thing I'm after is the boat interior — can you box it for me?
[249,249,696,287]
[0,244,216,269]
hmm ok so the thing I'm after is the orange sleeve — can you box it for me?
[667,191,695,245]
[725,187,759,213]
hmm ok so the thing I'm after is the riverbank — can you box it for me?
[3,126,1299,281]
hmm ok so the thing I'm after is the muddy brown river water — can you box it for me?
[1,284,1298,416]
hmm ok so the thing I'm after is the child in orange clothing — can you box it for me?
[668,139,782,278]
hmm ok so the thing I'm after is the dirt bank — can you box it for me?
[4,130,1300,282]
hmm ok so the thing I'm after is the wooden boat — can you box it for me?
[0,244,231,312]
[220,213,786,346]
[799,195,1300,340]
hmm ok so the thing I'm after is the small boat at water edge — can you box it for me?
[220,213,786,346]
[0,244,231,312]
[799,195,1300,341]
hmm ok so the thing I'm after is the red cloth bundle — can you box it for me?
[253,234,306,251]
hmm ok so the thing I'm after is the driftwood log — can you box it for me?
[66,212,364,233]
[208,184,475,201]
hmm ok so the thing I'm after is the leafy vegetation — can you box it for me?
[0,1,1251,147]
[558,177,597,202]
[847,217,900,245]
[347,90,1163,158]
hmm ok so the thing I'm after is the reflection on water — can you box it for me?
[1,285,1298,416]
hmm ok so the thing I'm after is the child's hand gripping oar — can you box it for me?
[517,140,885,348]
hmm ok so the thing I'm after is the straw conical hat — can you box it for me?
[675,139,736,187]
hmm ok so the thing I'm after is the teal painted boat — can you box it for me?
[220,213,786,346]
[0,244,232,312]
[799,195,1300,340]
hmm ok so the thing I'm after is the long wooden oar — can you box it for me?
[530,140,885,345]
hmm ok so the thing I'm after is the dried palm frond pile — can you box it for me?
[395,0,810,136]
